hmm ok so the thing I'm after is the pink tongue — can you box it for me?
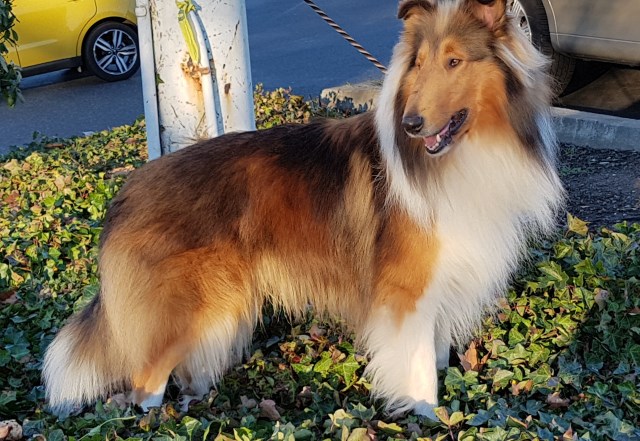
[423,122,451,150]
[424,135,438,150]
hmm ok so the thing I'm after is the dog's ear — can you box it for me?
[398,0,435,20]
[466,0,507,31]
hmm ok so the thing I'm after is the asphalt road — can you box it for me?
[0,0,399,154]
[0,0,638,154]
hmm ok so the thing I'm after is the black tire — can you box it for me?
[509,0,575,96]
[83,22,140,82]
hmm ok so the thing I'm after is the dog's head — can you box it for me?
[395,0,517,156]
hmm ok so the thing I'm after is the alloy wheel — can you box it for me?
[507,0,532,42]
[92,28,138,76]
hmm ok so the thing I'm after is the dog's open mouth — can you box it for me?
[422,109,468,154]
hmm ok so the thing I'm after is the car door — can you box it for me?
[10,0,97,68]
[548,0,640,64]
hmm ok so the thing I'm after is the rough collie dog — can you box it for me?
[44,0,563,418]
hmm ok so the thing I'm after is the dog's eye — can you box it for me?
[448,58,461,68]
[410,55,420,69]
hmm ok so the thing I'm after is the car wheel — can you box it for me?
[508,0,575,95]
[83,22,140,82]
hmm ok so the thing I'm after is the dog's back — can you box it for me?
[44,113,396,412]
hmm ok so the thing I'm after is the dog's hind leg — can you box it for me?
[168,244,257,410]
[173,315,255,411]
[131,336,195,410]
[101,240,254,411]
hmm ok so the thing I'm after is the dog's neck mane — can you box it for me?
[372,13,564,342]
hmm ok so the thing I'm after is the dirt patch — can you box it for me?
[560,144,640,227]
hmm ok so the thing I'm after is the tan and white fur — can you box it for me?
[43,0,563,419]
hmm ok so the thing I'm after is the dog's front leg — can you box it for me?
[406,317,439,419]
[363,306,440,420]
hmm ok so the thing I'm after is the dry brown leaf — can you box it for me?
[107,392,130,410]
[594,289,610,310]
[106,165,135,178]
[53,175,66,191]
[0,290,17,305]
[239,395,257,409]
[511,379,533,396]
[467,341,479,370]
[309,323,326,340]
[459,340,487,372]
[563,426,578,440]
[405,423,422,436]
[259,399,281,421]
[546,392,570,408]
[0,420,23,441]
[366,426,377,441]
[297,385,313,399]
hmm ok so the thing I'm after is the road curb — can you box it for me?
[551,108,640,152]
[320,83,640,152]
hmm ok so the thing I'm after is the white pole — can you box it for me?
[204,0,255,133]
[141,0,255,154]
[135,0,161,160]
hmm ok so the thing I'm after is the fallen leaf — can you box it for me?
[0,420,23,441]
[405,423,422,436]
[459,340,485,372]
[594,289,610,310]
[53,175,66,191]
[107,393,130,410]
[546,392,570,408]
[106,165,135,178]
[563,426,578,441]
[366,426,377,441]
[309,323,326,340]
[297,386,313,399]
[239,395,257,409]
[0,290,17,304]
[510,379,533,396]
[259,399,281,421]
[138,408,158,431]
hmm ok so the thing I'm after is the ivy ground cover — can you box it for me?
[1,89,639,440]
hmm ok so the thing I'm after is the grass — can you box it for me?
[1,88,639,441]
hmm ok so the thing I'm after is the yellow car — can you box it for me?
[5,0,139,82]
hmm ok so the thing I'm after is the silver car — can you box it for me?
[508,0,640,93]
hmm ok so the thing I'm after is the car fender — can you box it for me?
[539,0,560,51]
[75,1,137,57]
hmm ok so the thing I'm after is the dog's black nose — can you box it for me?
[401,115,424,134]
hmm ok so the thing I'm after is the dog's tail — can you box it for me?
[43,294,127,414]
